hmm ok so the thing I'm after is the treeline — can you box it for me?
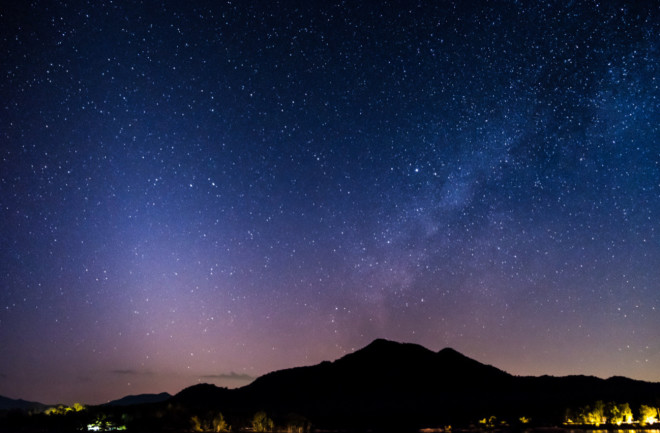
[3,399,660,432]
[189,410,311,433]
[0,404,312,433]
[564,401,659,426]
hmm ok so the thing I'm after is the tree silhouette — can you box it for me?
[252,411,274,432]
[639,405,659,426]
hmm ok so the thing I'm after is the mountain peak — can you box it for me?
[437,347,474,363]
[367,337,397,346]
[437,347,462,356]
[341,339,435,364]
[361,338,405,351]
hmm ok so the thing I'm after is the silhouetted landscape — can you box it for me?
[1,339,659,432]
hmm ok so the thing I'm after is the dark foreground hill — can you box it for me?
[171,339,660,429]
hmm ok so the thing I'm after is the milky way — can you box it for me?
[1,1,659,404]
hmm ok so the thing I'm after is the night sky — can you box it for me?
[1,1,659,405]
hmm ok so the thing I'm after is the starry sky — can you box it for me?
[1,0,659,405]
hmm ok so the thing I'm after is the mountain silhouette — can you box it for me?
[0,396,47,412]
[103,392,172,407]
[171,339,660,428]
[5,339,659,432]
